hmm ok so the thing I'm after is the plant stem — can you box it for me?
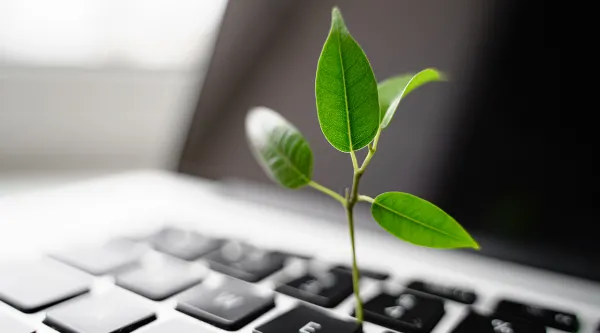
[346,131,381,324]
[358,194,374,203]
[309,180,346,204]
[350,150,359,171]
[345,200,363,323]
[359,129,379,172]
[313,130,383,325]
[346,168,365,323]
[371,128,382,151]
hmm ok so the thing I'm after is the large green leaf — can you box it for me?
[245,107,313,189]
[315,7,379,152]
[371,192,479,249]
[378,68,445,128]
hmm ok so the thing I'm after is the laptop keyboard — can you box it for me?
[43,288,156,333]
[115,253,207,301]
[0,312,35,333]
[255,305,361,332]
[177,274,275,330]
[0,258,89,313]
[204,241,287,283]
[451,311,546,333]
[494,300,579,332]
[0,227,594,333]
[406,281,477,305]
[276,268,354,308]
[361,290,445,332]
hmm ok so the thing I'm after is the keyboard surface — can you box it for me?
[0,171,599,332]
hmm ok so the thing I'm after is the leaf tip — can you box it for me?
[332,6,342,18]
[331,6,347,32]
[245,106,294,152]
[426,68,448,81]
[457,225,480,250]
[244,106,261,127]
[462,235,480,250]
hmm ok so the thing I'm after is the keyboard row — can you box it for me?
[0,227,592,333]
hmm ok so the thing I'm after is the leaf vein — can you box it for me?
[373,201,466,242]
[336,29,353,151]
[272,138,309,183]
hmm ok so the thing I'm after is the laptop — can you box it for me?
[1,0,595,333]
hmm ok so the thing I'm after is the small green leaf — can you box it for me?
[315,7,379,152]
[371,192,479,249]
[378,68,446,128]
[245,107,313,189]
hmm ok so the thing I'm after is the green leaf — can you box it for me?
[378,68,446,128]
[315,7,379,152]
[371,192,479,249]
[245,107,313,189]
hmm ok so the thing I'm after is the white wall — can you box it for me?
[0,67,201,173]
[0,0,227,178]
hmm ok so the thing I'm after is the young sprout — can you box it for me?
[245,7,479,325]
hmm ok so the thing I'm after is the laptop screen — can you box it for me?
[179,1,591,280]
[434,0,585,277]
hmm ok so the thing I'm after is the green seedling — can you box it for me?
[245,7,479,324]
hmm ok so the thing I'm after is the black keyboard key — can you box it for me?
[276,268,353,308]
[0,259,89,313]
[116,252,207,300]
[452,310,546,333]
[177,275,274,330]
[44,288,156,333]
[255,305,361,333]
[407,280,477,304]
[51,239,147,275]
[205,241,286,282]
[495,299,579,332]
[334,265,390,280]
[150,227,222,261]
[362,290,445,332]
[0,312,34,333]
[138,318,211,332]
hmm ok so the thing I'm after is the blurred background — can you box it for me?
[0,0,491,196]
[0,0,228,194]
[0,0,585,279]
